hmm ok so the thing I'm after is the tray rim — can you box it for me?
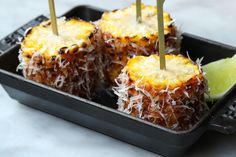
[0,66,198,135]
[1,33,236,135]
[1,5,236,135]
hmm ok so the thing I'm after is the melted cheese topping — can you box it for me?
[21,18,95,57]
[126,55,200,89]
[99,4,173,38]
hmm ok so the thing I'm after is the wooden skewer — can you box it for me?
[136,0,142,23]
[48,0,59,35]
[157,0,166,70]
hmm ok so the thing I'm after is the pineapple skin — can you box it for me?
[18,19,100,99]
[99,5,178,84]
[113,55,208,131]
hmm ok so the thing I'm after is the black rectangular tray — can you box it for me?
[1,5,236,157]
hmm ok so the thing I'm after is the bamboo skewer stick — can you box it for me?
[157,0,166,70]
[48,0,59,35]
[136,0,142,23]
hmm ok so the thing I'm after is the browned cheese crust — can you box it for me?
[113,55,208,131]
[99,4,179,84]
[18,18,100,99]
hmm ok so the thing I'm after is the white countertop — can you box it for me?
[0,0,236,157]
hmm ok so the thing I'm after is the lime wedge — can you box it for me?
[203,55,236,100]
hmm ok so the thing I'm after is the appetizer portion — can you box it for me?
[18,18,99,99]
[113,55,208,130]
[99,4,178,83]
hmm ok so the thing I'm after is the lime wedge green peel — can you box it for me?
[203,55,236,100]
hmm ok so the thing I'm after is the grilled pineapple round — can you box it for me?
[18,18,99,99]
[113,55,208,131]
[99,4,178,83]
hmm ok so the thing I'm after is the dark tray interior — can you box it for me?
[1,5,236,157]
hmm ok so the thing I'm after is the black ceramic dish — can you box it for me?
[0,6,236,157]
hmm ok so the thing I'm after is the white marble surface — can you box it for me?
[1,0,236,157]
